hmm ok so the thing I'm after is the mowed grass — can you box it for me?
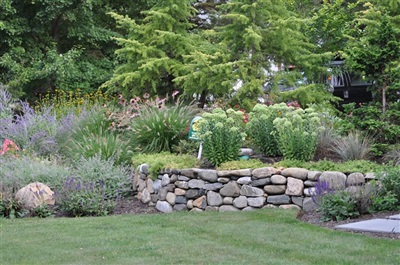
[1,209,399,265]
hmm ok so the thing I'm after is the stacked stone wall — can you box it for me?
[134,165,375,213]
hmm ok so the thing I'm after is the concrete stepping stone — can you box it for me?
[336,219,400,234]
[388,214,400,220]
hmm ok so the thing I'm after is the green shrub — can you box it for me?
[31,204,54,218]
[0,196,28,219]
[246,103,290,156]
[217,159,265,170]
[318,191,360,221]
[72,155,133,199]
[377,166,400,202]
[172,139,200,156]
[129,101,197,153]
[273,159,385,174]
[132,152,199,179]
[199,108,246,166]
[371,192,399,212]
[331,131,371,161]
[56,177,115,217]
[273,108,323,161]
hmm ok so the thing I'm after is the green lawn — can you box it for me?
[0,209,399,265]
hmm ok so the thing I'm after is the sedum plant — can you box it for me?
[246,103,292,156]
[273,107,323,161]
[199,108,246,167]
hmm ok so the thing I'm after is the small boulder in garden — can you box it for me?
[15,182,55,210]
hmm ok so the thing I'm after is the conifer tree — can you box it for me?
[103,0,198,97]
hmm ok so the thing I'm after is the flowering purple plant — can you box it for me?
[312,179,335,205]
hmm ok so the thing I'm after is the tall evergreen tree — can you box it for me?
[103,0,198,97]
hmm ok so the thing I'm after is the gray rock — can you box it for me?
[307,171,322,181]
[196,169,218,182]
[156,201,173,213]
[264,185,286,195]
[242,206,256,211]
[178,175,190,181]
[207,191,223,206]
[271,175,287,185]
[151,194,158,203]
[166,184,175,192]
[233,196,248,209]
[174,188,186,196]
[291,196,304,207]
[262,204,278,209]
[146,179,154,194]
[205,206,219,211]
[158,188,168,201]
[303,197,318,212]
[188,179,205,189]
[252,167,280,179]
[281,168,308,180]
[219,205,239,212]
[180,169,195,178]
[139,164,149,174]
[218,169,252,177]
[173,204,187,211]
[223,197,234,205]
[285,177,304,196]
[138,179,146,192]
[175,196,187,204]
[304,180,317,187]
[240,185,264,197]
[185,189,199,199]
[152,179,162,193]
[141,188,151,204]
[247,197,266,208]
[190,208,204,212]
[304,187,316,197]
[240,148,254,156]
[166,192,176,205]
[175,181,189,189]
[251,178,271,187]
[161,174,170,186]
[220,181,241,197]
[170,174,178,182]
[132,173,139,192]
[279,204,301,210]
[347,172,365,186]
[187,200,193,209]
[204,183,223,191]
[365,173,376,181]
[237,176,252,185]
[217,177,230,183]
[319,171,347,190]
[267,195,291,205]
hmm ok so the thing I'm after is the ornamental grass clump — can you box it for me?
[246,103,292,156]
[331,130,371,161]
[129,99,197,153]
[199,108,246,167]
[273,108,323,161]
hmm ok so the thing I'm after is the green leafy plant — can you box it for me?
[56,177,116,217]
[246,103,291,156]
[318,190,360,221]
[132,152,199,179]
[371,192,399,212]
[273,107,323,161]
[330,131,371,161]
[172,139,200,156]
[31,203,54,218]
[217,159,265,170]
[199,108,246,167]
[0,196,28,219]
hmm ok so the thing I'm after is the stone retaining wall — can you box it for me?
[134,165,375,213]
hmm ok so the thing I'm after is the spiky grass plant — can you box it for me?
[129,101,197,153]
[331,131,371,161]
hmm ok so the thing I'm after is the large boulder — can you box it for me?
[319,171,347,190]
[15,182,55,210]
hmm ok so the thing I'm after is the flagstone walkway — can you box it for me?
[336,214,400,237]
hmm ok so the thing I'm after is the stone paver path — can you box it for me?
[336,214,400,235]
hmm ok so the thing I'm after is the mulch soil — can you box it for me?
[112,196,399,240]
